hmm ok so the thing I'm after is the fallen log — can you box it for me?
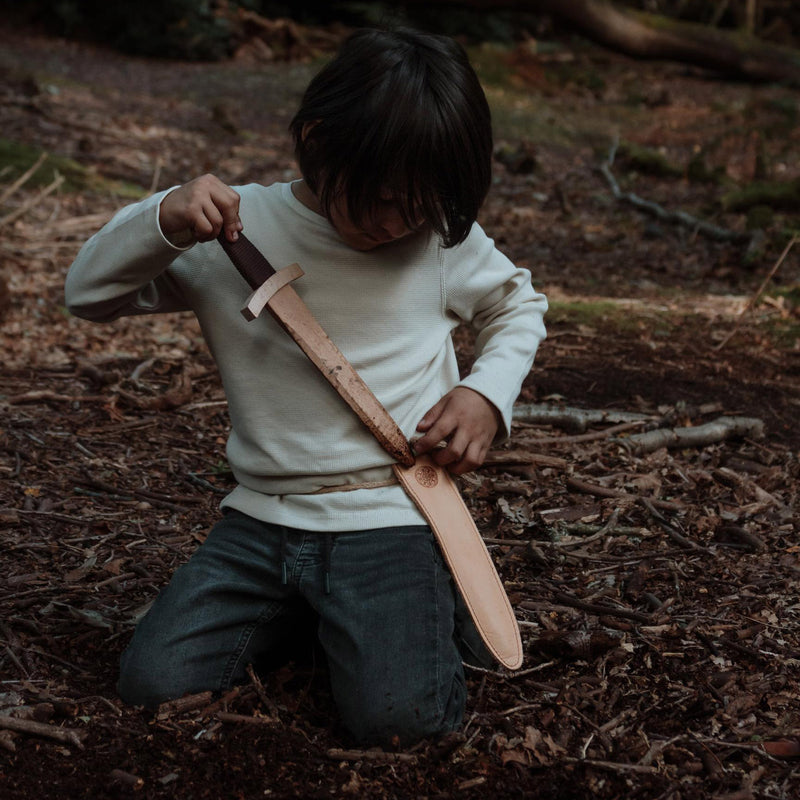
[400,0,800,86]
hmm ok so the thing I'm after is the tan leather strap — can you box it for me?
[393,455,523,670]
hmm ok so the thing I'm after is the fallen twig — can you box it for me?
[552,592,652,624]
[599,139,749,243]
[561,756,659,774]
[0,172,65,228]
[246,663,281,719]
[5,390,109,405]
[216,711,278,725]
[714,235,798,351]
[485,450,568,469]
[0,152,48,207]
[0,715,85,749]
[566,476,683,511]
[614,416,764,454]
[641,498,709,552]
[108,769,144,790]
[518,420,649,447]
[327,747,417,763]
[513,402,653,433]
[156,691,213,720]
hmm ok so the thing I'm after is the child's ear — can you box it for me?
[301,121,320,141]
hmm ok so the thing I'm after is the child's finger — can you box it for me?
[191,200,225,241]
[210,184,242,242]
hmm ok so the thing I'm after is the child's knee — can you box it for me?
[340,673,466,746]
[117,644,174,709]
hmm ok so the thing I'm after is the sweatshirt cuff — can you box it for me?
[456,376,513,443]
[156,187,197,250]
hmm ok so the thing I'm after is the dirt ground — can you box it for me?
[1,20,799,800]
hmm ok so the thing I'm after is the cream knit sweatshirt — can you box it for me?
[65,182,547,531]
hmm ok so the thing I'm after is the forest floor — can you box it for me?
[1,19,799,800]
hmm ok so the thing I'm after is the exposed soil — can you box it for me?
[1,21,799,800]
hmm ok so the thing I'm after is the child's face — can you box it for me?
[327,192,426,252]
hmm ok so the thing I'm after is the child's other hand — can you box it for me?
[159,174,243,243]
[414,387,500,475]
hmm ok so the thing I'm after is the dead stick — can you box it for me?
[553,592,652,623]
[216,712,278,725]
[562,756,659,775]
[327,747,416,763]
[0,173,65,228]
[641,498,709,552]
[246,663,281,718]
[108,769,144,790]
[714,235,797,351]
[0,716,84,749]
[0,152,48,206]
[485,450,568,469]
[156,690,213,719]
[521,421,648,447]
[566,477,683,511]
[6,390,109,405]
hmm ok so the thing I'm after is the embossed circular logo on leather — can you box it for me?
[415,465,438,488]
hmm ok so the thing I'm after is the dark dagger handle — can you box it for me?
[217,232,277,289]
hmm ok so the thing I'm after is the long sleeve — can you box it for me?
[444,224,547,439]
[64,190,193,322]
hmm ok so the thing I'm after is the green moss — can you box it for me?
[722,179,800,212]
[745,204,775,231]
[547,300,669,334]
[687,154,727,185]
[617,141,683,179]
[0,139,145,198]
[760,317,800,349]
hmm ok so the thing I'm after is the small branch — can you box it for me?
[0,715,85,750]
[0,152,48,206]
[326,747,417,763]
[552,591,652,624]
[561,756,659,775]
[614,416,764,455]
[6,390,109,405]
[215,712,278,725]
[484,450,568,469]
[714,235,798,351]
[513,402,653,433]
[0,172,65,228]
[641,498,709,552]
[519,421,649,447]
[599,140,749,243]
[156,691,213,720]
[108,769,144,790]
[246,663,281,719]
[566,476,683,511]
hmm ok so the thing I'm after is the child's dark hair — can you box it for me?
[290,28,492,248]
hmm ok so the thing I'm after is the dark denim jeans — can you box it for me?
[118,510,472,745]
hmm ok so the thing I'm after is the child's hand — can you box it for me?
[414,387,501,475]
[159,174,243,243]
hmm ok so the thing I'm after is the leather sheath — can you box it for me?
[218,232,524,670]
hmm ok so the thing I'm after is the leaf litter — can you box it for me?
[1,20,800,800]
